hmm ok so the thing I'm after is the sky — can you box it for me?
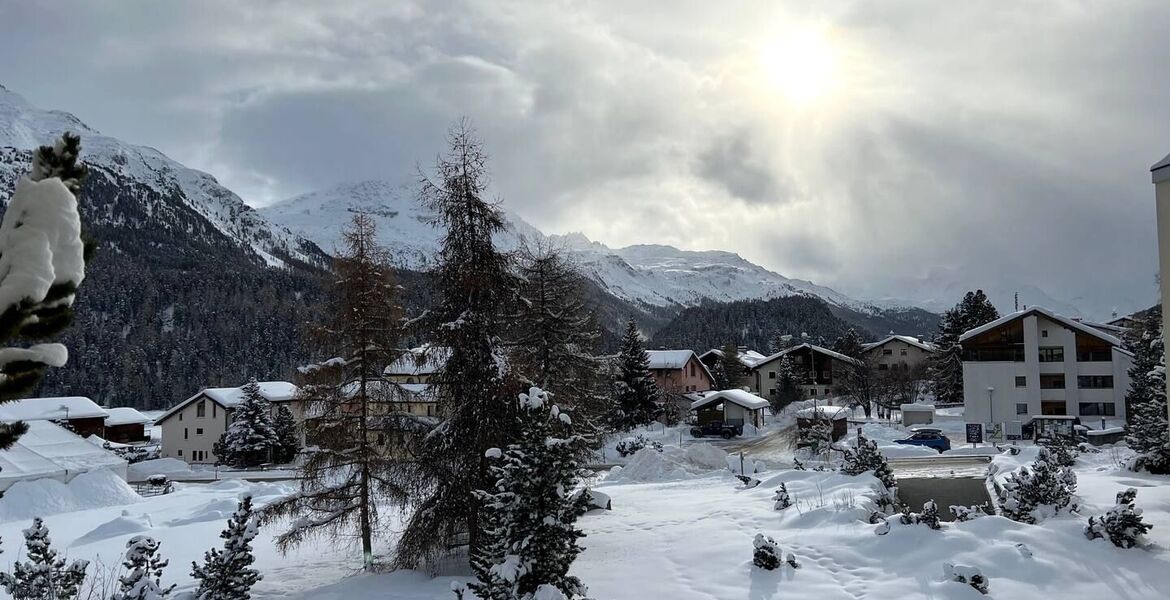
[1,0,1167,318]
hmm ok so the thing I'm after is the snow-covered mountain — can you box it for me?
[0,84,324,269]
[855,269,1086,319]
[261,179,879,311]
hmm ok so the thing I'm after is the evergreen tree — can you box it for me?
[507,243,604,429]
[751,534,782,570]
[1124,307,1170,474]
[259,213,408,569]
[215,379,278,468]
[1084,488,1152,549]
[113,536,174,600]
[271,404,300,464]
[998,448,1076,524]
[0,133,90,450]
[396,121,517,568]
[0,518,89,600]
[927,290,999,405]
[191,496,261,600]
[717,342,742,390]
[840,435,897,490]
[771,355,801,414]
[469,387,590,600]
[608,318,660,430]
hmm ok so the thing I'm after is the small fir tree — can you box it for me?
[772,355,802,414]
[1124,307,1170,474]
[840,435,897,490]
[113,536,175,600]
[1084,488,1152,548]
[191,496,261,600]
[0,518,89,600]
[609,318,660,430]
[752,534,782,570]
[717,343,742,389]
[271,404,300,464]
[772,484,792,510]
[999,448,1076,524]
[469,387,590,600]
[215,380,278,468]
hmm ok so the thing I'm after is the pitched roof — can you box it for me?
[384,345,451,376]
[104,407,150,427]
[645,350,717,384]
[958,306,1124,347]
[756,343,862,368]
[862,335,936,353]
[690,389,770,411]
[154,381,299,424]
[698,349,769,368]
[0,421,126,487]
[0,396,108,423]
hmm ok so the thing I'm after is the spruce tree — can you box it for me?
[113,536,174,600]
[396,121,517,568]
[998,448,1076,524]
[840,435,897,490]
[271,404,300,464]
[1084,488,1152,548]
[1124,307,1170,473]
[259,213,408,569]
[718,342,742,390]
[469,387,590,600]
[0,133,90,450]
[609,318,660,430]
[927,290,999,405]
[0,518,89,600]
[215,379,278,468]
[772,355,801,413]
[507,243,604,429]
[191,496,261,600]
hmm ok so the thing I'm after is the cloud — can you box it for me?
[0,0,1166,317]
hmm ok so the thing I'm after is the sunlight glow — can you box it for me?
[757,28,839,106]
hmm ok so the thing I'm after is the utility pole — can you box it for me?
[1152,155,1170,430]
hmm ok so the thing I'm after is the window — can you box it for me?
[427,405,434,417]
[1041,401,1067,415]
[177,449,183,457]
[179,412,183,421]
[900,349,907,356]
[1039,374,1065,389]
[1038,347,1064,362]
[878,364,889,371]
[824,389,831,396]
[768,371,776,379]
[196,428,203,435]
[1077,375,1114,389]
[1077,349,1112,362]
[196,401,206,417]
[883,349,893,355]
[1016,403,1029,415]
[184,428,188,440]
[1079,402,1117,416]
[1015,376,1027,387]
[690,363,696,377]
[1041,330,1048,338]
[213,403,217,418]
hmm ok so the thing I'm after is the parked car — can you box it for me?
[690,421,742,439]
[895,428,951,452]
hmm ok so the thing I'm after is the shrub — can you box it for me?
[899,500,941,530]
[999,448,1076,524]
[949,504,989,522]
[752,534,781,570]
[773,484,792,510]
[1085,488,1153,549]
[944,563,988,595]
[840,435,897,490]
[615,435,663,457]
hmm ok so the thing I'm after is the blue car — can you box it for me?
[895,428,951,453]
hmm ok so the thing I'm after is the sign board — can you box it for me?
[986,422,1005,443]
[965,423,984,444]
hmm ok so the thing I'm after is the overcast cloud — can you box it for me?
[1,0,1167,317]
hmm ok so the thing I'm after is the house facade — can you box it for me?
[103,407,151,444]
[960,307,1132,429]
[646,350,716,394]
[698,348,767,389]
[155,382,298,464]
[862,335,935,372]
[750,344,860,400]
[384,346,450,384]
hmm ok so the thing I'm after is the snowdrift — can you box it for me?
[606,444,735,483]
[0,468,139,522]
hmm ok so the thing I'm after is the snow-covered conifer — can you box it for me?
[1084,488,1152,549]
[113,536,174,600]
[191,496,261,600]
[773,484,792,510]
[945,563,988,595]
[928,290,998,405]
[0,518,89,600]
[469,387,590,600]
[0,133,89,450]
[717,342,742,390]
[772,355,802,413]
[608,318,661,430]
[999,448,1075,524]
[271,404,299,464]
[752,534,782,570]
[1124,308,1170,474]
[798,414,834,460]
[839,435,897,490]
[215,379,278,468]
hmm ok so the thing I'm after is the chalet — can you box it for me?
[384,346,450,384]
[862,335,936,372]
[103,407,151,444]
[690,389,768,429]
[698,348,768,388]
[959,306,1133,430]
[646,350,716,394]
[749,344,861,400]
[155,382,298,464]
[0,396,109,438]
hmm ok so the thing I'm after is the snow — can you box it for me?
[900,403,934,413]
[0,175,84,314]
[0,468,138,522]
[863,335,936,352]
[0,420,127,492]
[644,350,695,370]
[127,458,194,481]
[959,305,1125,347]
[0,396,108,422]
[794,406,850,421]
[105,406,151,426]
[155,382,297,424]
[605,444,732,483]
[690,389,770,411]
[384,346,451,377]
[758,343,862,368]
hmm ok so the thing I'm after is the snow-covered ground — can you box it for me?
[4,439,1168,599]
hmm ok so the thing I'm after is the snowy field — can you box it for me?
[2,441,1169,599]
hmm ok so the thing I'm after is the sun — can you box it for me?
[757,28,839,106]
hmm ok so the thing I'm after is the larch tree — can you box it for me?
[395,120,517,569]
[609,317,660,430]
[0,133,90,450]
[1124,307,1170,473]
[927,290,999,405]
[259,212,408,569]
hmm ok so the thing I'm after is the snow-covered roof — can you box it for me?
[646,350,696,370]
[756,343,862,368]
[339,379,432,400]
[0,420,126,487]
[690,389,770,411]
[0,396,108,422]
[155,381,299,424]
[1153,153,1170,183]
[795,406,850,420]
[104,407,150,427]
[698,349,768,368]
[384,346,451,376]
[958,306,1124,347]
[862,335,936,353]
[900,404,934,412]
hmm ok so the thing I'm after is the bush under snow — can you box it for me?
[1084,488,1152,549]
[944,563,988,595]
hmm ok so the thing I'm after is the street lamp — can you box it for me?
[987,387,995,443]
